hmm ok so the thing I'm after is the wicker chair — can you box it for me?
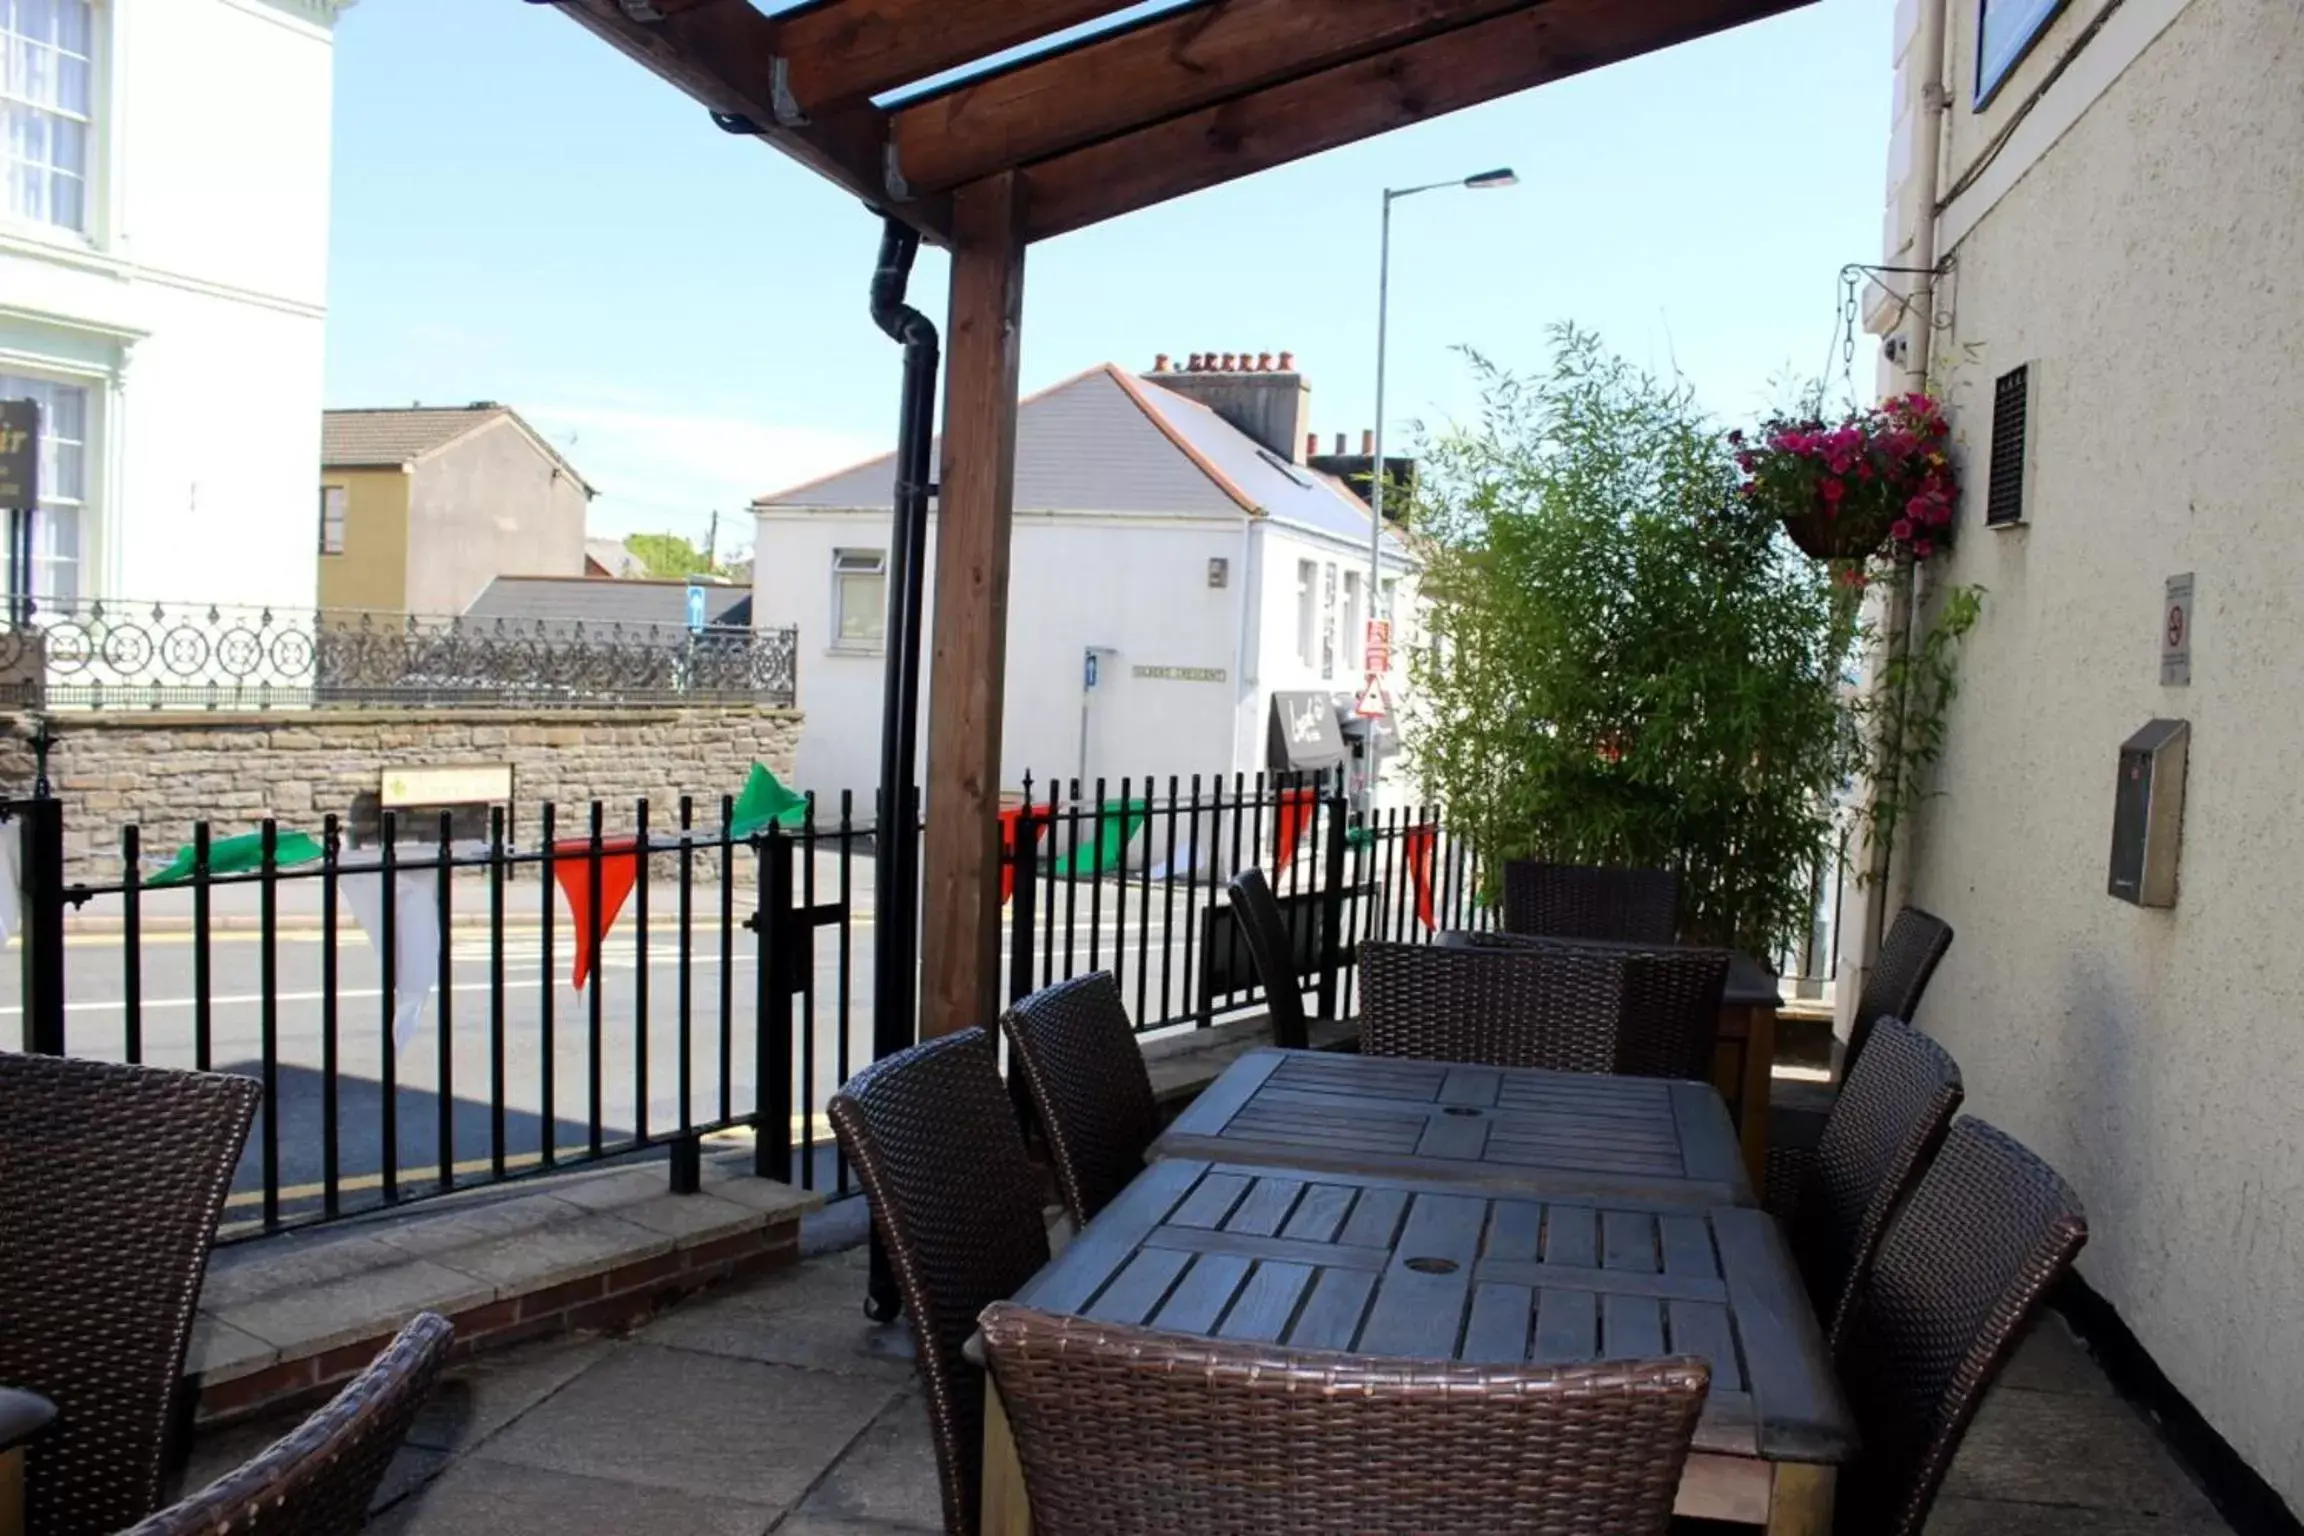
[980,1302,1708,1536]
[1436,932,1726,1081]
[1358,940,1625,1071]
[1834,1118,2088,1536]
[999,972,1161,1229]
[120,1314,452,1536]
[1501,861,1679,945]
[0,1053,261,1536]
[1227,867,1310,1050]
[828,1030,1051,1536]
[1843,907,1955,1076]
[1786,1018,1963,1351]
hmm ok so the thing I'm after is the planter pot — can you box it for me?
[1779,507,1888,561]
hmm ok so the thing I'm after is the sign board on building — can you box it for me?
[381,765,515,808]
[1131,665,1227,683]
[1083,650,1100,690]
[2161,573,2193,687]
[685,583,708,633]
[0,399,37,509]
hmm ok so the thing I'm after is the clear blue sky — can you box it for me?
[323,0,1890,553]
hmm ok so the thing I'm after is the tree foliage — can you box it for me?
[623,532,720,581]
[1407,328,1861,955]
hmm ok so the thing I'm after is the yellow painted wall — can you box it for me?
[317,468,410,615]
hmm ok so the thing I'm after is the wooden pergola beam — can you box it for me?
[549,0,951,241]
[774,0,1141,117]
[1020,0,1806,239]
[890,0,1542,197]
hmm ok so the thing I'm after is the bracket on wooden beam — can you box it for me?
[615,0,665,19]
[883,144,912,203]
[770,57,807,127]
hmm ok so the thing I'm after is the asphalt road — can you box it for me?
[0,871,1227,1231]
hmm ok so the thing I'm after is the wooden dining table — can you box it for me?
[1153,1047,1755,1207]
[1434,932,1787,1186]
[978,1155,1854,1535]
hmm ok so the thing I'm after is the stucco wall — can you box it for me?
[1903,0,2304,1501]
[403,419,590,615]
[316,468,410,614]
[0,705,802,880]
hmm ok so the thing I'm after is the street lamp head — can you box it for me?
[1464,167,1518,190]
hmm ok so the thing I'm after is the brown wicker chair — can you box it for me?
[980,1301,1708,1535]
[1833,1118,2087,1536]
[1358,940,1625,1071]
[999,972,1160,1229]
[1227,867,1309,1050]
[1436,932,1726,1081]
[0,1053,260,1536]
[1843,907,1955,1076]
[1786,1018,1963,1351]
[1501,861,1678,945]
[120,1313,452,1536]
[828,1030,1051,1536]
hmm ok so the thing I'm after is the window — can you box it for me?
[2,0,95,232]
[831,547,886,649]
[318,485,348,555]
[1294,560,1316,667]
[1986,365,2031,527]
[1320,562,1336,680]
[0,371,85,602]
[1975,0,2067,107]
[1339,571,1362,680]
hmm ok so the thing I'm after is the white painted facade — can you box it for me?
[1863,0,2304,1506]
[753,509,1418,808]
[0,0,347,612]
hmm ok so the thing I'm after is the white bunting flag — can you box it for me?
[340,863,444,1054]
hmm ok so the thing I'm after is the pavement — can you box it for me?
[178,1205,2237,1536]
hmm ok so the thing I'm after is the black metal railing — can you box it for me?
[1,772,1485,1241]
[0,598,799,710]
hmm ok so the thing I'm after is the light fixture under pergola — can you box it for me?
[540,0,1812,1046]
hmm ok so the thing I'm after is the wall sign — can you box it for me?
[0,399,37,509]
[1132,665,1227,683]
[2161,573,2192,687]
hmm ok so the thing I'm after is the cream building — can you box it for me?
[1862,0,2304,1509]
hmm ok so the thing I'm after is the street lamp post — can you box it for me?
[1364,167,1516,815]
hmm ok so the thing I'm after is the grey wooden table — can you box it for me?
[1152,1047,1755,1207]
[979,1157,1853,1535]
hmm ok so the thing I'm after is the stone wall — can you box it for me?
[0,706,803,878]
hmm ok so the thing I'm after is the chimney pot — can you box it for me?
[1219,352,1235,371]
[1333,433,1345,454]
[1279,350,1295,371]
[1153,353,1170,373]
[1362,429,1375,455]
[1257,351,1273,371]
[1305,432,1318,459]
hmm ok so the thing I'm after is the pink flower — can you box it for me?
[1913,538,1936,558]
[1821,478,1845,503]
[1890,518,1914,541]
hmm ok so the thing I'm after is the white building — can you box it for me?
[0,0,349,611]
[752,356,1419,809]
[1858,0,2304,1510]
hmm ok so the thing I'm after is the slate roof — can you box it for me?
[323,405,597,494]
[463,575,752,630]
[756,364,1409,558]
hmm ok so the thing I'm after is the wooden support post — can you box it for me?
[920,172,1026,1039]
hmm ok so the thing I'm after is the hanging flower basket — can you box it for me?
[1732,394,1958,564]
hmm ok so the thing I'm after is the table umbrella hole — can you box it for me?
[1442,1106,1483,1118]
[1405,1256,1460,1275]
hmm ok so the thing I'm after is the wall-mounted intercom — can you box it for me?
[2109,719,2189,908]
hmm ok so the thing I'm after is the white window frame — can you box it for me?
[830,545,888,653]
[1320,562,1337,681]
[1340,571,1362,680]
[1,0,97,236]
[318,484,348,555]
[1293,559,1317,668]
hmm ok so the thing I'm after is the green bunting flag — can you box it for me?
[1063,800,1149,877]
[148,830,326,887]
[729,762,810,839]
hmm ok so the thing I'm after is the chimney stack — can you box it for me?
[1149,346,1312,462]
[1334,433,1346,454]
[1153,353,1170,373]
[1361,429,1374,455]
[1305,432,1318,459]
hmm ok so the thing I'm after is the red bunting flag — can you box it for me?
[1273,787,1317,872]
[998,804,1049,903]
[1402,822,1438,931]
[553,836,640,990]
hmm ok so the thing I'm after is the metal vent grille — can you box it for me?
[1987,365,2030,526]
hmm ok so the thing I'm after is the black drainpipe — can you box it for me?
[864,216,938,1322]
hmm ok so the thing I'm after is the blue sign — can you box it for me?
[685,583,707,633]
[1083,650,1099,689]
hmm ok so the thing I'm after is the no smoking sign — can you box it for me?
[2162,573,2193,687]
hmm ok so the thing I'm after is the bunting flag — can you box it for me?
[339,861,444,1053]
[553,836,640,990]
[729,762,809,839]
[148,829,326,886]
[1272,787,1317,873]
[1062,800,1148,877]
[998,803,1049,903]
[1402,822,1439,931]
